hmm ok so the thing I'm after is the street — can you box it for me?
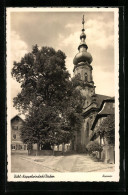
[11,153,114,172]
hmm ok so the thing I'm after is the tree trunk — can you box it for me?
[53,145,55,156]
[41,143,52,150]
[57,145,59,151]
[62,143,65,155]
[37,143,40,151]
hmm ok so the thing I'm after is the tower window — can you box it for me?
[77,73,81,79]
[85,73,88,81]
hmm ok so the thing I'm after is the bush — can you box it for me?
[96,115,115,145]
[86,141,102,154]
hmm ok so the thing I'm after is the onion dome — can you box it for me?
[73,15,93,66]
[73,51,92,65]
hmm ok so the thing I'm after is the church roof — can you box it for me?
[91,97,115,130]
[95,94,111,108]
[83,94,112,117]
[98,97,115,115]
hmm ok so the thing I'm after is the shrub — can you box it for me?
[96,115,115,145]
[86,140,102,154]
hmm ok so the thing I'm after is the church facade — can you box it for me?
[72,16,111,151]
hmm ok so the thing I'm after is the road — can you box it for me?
[11,153,114,172]
[11,154,55,172]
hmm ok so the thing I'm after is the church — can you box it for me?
[71,16,112,152]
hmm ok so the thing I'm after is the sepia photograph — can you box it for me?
[7,7,119,182]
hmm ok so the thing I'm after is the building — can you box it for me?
[72,16,114,154]
[90,98,115,163]
[11,115,27,151]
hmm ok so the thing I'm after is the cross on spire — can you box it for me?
[82,15,85,31]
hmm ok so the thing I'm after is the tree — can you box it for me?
[12,45,85,150]
[96,115,115,145]
[86,140,102,154]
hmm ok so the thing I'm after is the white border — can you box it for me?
[7,7,119,182]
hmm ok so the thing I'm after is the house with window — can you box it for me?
[11,115,27,151]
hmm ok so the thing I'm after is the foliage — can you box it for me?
[12,45,85,149]
[86,140,102,154]
[27,142,33,150]
[76,144,88,153]
[96,115,115,145]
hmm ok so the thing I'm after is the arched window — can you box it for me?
[77,73,81,79]
[85,73,88,81]
[91,89,94,96]
[86,122,89,138]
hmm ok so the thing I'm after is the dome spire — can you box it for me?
[82,15,85,31]
[78,15,88,50]
[73,15,93,66]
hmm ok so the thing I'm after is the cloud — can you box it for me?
[11,78,21,117]
[93,66,115,96]
[86,19,114,50]
[10,31,28,117]
[65,23,80,29]
[65,57,74,77]
[64,18,114,51]
[11,31,28,67]
[58,31,80,60]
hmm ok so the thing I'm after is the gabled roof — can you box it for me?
[91,97,115,130]
[95,94,111,108]
[83,94,112,117]
[98,97,115,115]
[11,115,24,122]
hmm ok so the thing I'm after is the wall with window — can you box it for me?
[11,144,27,150]
[11,116,23,142]
[11,116,27,150]
[74,64,92,82]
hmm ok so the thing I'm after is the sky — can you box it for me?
[8,9,117,118]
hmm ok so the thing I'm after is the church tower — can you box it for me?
[72,16,111,151]
[72,15,97,150]
[73,15,95,108]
